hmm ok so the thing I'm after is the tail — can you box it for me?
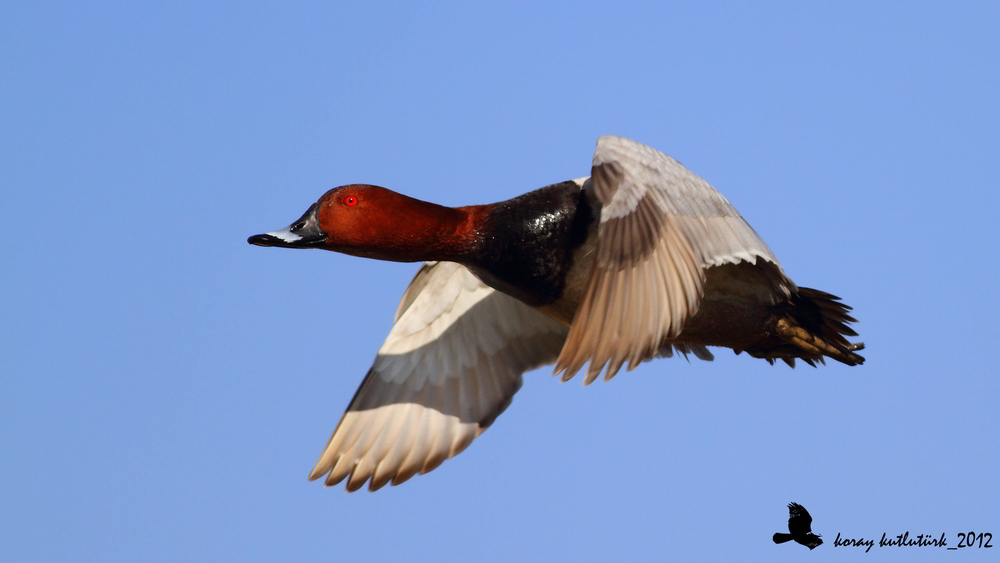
[803,533,823,549]
[754,287,865,367]
[773,533,794,544]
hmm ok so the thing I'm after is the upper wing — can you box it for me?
[309,261,569,492]
[788,502,813,532]
[556,135,786,383]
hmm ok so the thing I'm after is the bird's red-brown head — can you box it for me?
[248,184,481,262]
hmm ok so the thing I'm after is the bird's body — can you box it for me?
[249,135,864,491]
[774,502,824,549]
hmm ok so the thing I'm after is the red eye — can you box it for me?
[344,196,358,207]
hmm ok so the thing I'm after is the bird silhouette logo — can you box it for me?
[773,502,823,549]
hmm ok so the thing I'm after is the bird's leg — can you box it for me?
[775,317,865,366]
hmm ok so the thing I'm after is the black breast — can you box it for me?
[467,180,595,306]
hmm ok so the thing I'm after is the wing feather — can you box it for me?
[311,262,569,491]
[556,135,785,381]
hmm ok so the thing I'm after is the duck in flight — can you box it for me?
[249,135,864,491]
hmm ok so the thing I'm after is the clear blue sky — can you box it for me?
[2,2,997,561]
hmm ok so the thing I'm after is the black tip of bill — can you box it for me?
[247,226,326,249]
[248,233,282,247]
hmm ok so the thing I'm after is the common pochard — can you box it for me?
[249,135,864,492]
